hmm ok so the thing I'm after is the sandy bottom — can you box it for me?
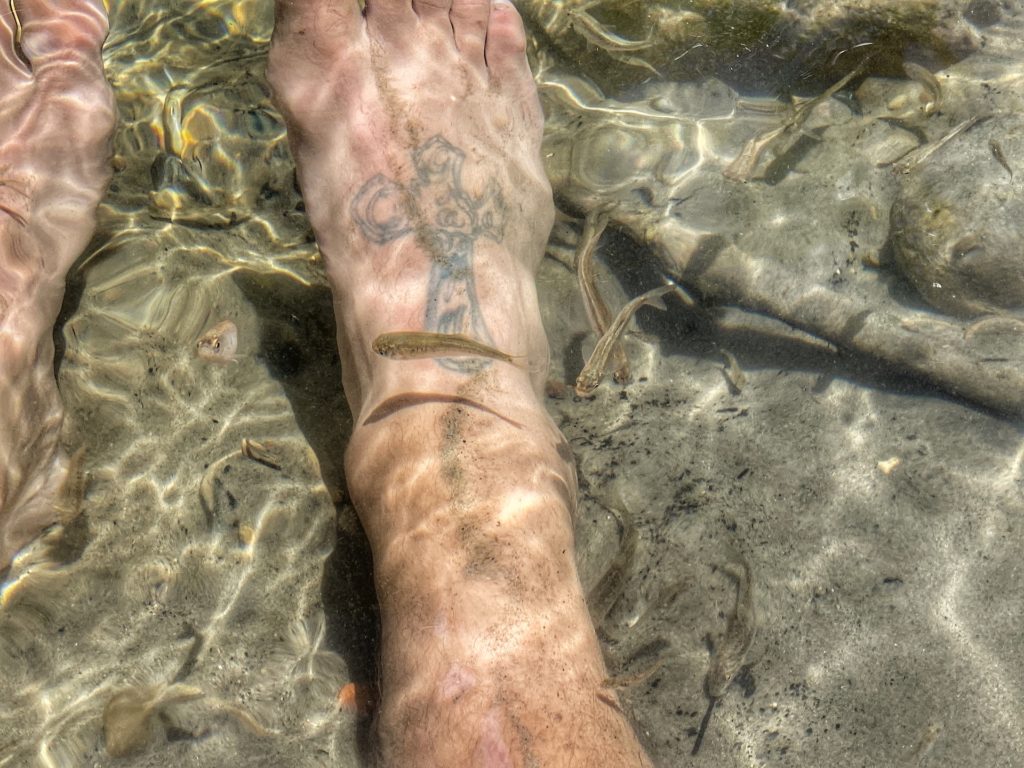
[0,218,1020,767]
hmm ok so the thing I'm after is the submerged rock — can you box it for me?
[521,0,983,94]
[890,113,1024,317]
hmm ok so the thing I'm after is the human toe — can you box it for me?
[450,0,490,68]
[412,0,452,27]
[268,0,371,131]
[271,0,364,63]
[16,0,107,71]
[365,0,417,39]
[484,0,530,80]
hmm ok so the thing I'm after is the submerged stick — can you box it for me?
[601,211,1024,417]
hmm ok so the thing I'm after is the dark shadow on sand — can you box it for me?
[233,269,380,758]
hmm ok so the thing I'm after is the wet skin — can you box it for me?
[268,0,653,764]
[0,0,115,571]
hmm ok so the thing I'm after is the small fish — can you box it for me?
[55,446,89,526]
[361,392,524,429]
[602,657,665,691]
[720,349,746,395]
[705,560,757,699]
[576,211,631,384]
[725,57,872,182]
[692,558,757,755]
[906,721,943,764]
[724,124,787,182]
[8,0,26,65]
[196,319,238,364]
[893,115,988,174]
[903,62,942,115]
[568,7,653,52]
[104,683,204,758]
[575,285,673,395]
[990,139,1013,181]
[587,505,638,628]
[241,438,282,471]
[372,331,522,366]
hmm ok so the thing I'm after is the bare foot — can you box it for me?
[268,0,554,416]
[269,2,652,766]
[0,0,115,571]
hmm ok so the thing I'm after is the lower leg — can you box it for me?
[347,396,651,766]
[268,0,652,763]
[0,0,115,570]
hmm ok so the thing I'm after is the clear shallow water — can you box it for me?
[2,1,1024,766]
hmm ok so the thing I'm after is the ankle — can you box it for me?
[325,237,550,412]
[344,398,576,556]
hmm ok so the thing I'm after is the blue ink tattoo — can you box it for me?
[351,136,505,372]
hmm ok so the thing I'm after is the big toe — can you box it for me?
[17,0,107,72]
[485,0,531,84]
[269,0,369,125]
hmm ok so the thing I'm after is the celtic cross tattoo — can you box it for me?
[351,136,506,372]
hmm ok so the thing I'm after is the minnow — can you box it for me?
[568,7,653,52]
[705,559,757,698]
[8,0,25,65]
[372,331,522,366]
[725,57,872,182]
[575,285,672,395]
[602,657,664,691]
[990,139,1013,181]
[362,392,524,430]
[720,349,746,395]
[903,62,942,115]
[723,124,787,182]
[907,721,943,763]
[587,505,638,628]
[692,558,757,755]
[103,683,204,758]
[54,446,89,526]
[893,114,988,174]
[576,211,631,384]
[240,438,282,471]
